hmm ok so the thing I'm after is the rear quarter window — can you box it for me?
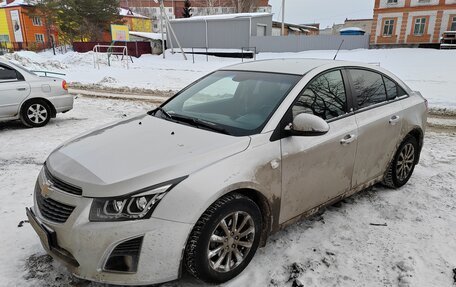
[384,77,408,100]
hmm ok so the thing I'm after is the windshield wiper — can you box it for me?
[155,107,173,120]
[169,113,231,135]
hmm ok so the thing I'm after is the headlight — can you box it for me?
[89,184,170,222]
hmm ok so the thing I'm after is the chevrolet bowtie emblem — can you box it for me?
[41,182,52,198]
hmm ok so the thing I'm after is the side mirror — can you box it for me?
[286,113,329,136]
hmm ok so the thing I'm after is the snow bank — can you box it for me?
[3,48,456,109]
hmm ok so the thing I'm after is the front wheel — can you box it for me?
[184,193,262,284]
[383,135,418,188]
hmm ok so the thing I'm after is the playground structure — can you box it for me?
[92,44,133,69]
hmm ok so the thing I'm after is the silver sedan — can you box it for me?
[28,59,427,285]
[0,58,73,127]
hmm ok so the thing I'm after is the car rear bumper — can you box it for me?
[48,94,74,114]
[28,171,193,286]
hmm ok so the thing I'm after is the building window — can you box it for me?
[35,34,45,43]
[168,8,172,13]
[0,34,9,42]
[383,19,395,36]
[451,16,456,31]
[32,16,42,26]
[387,0,398,4]
[414,17,426,36]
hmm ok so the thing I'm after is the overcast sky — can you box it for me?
[268,0,375,28]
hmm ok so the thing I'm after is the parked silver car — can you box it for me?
[0,58,73,127]
[27,59,427,285]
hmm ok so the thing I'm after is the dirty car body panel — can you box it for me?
[28,59,427,285]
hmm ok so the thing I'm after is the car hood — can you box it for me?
[46,114,251,197]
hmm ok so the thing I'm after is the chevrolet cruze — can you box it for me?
[27,59,427,285]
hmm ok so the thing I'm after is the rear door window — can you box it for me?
[349,69,387,109]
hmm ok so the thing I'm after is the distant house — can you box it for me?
[271,21,319,36]
[371,0,456,47]
[119,7,152,33]
[129,31,165,54]
[0,0,58,51]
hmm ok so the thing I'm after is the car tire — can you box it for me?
[20,100,51,128]
[184,193,262,284]
[383,135,418,189]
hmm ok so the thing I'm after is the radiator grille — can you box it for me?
[36,192,75,223]
[44,164,83,196]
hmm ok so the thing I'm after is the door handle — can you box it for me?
[389,115,400,125]
[17,87,27,91]
[340,134,356,145]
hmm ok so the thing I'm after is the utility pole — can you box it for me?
[157,0,187,60]
[159,0,165,58]
[281,0,285,36]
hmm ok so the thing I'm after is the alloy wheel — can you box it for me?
[207,211,255,272]
[27,104,48,124]
[396,143,415,181]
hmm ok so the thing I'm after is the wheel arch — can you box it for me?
[178,187,274,279]
[234,188,272,247]
[406,127,424,164]
[20,97,57,118]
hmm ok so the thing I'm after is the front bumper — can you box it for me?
[29,170,193,286]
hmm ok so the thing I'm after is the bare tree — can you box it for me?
[230,0,260,13]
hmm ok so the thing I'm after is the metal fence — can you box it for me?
[250,35,370,52]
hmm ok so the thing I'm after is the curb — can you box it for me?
[68,88,169,103]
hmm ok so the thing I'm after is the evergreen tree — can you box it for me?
[183,0,192,18]
[28,0,123,42]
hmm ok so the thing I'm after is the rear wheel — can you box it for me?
[383,135,418,188]
[184,193,262,284]
[20,100,51,128]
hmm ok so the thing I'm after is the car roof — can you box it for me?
[220,58,368,76]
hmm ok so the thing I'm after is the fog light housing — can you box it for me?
[104,237,143,273]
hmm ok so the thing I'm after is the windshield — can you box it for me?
[156,70,301,136]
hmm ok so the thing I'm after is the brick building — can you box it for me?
[371,0,456,47]
[0,0,58,51]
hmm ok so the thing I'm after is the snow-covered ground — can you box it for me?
[0,96,455,287]
[2,48,456,110]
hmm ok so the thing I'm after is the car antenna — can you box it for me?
[333,40,344,60]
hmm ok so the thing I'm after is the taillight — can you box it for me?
[62,80,68,91]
